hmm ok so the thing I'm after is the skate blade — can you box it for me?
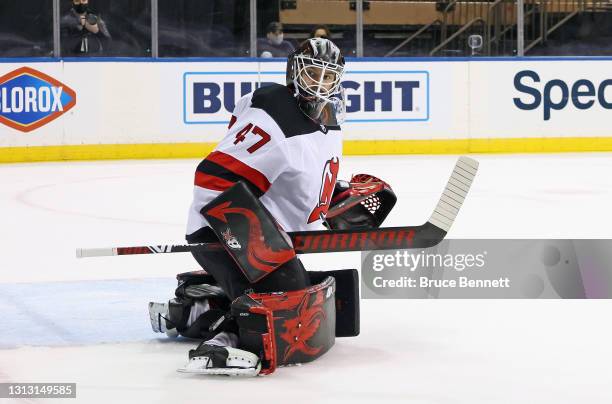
[177,357,260,377]
[177,367,260,377]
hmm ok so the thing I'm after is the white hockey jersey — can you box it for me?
[186,84,342,238]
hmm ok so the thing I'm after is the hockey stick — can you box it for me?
[76,157,478,258]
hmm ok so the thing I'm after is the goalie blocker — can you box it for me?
[201,181,297,284]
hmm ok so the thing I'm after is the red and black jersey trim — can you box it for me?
[194,151,271,197]
[228,115,237,129]
[251,84,341,138]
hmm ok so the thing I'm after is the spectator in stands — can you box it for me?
[257,21,294,58]
[61,0,111,56]
[310,25,332,40]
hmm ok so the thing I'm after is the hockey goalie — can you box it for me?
[148,38,396,376]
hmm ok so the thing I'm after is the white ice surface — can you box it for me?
[1,154,612,403]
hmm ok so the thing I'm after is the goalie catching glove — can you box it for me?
[324,173,397,230]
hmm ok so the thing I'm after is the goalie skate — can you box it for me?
[177,345,262,377]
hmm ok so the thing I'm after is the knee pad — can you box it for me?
[231,276,337,375]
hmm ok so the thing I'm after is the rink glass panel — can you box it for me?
[368,0,612,57]
[271,0,357,58]
[362,0,446,57]
[0,0,53,57]
[0,1,610,59]
[522,0,612,56]
[58,0,152,57]
[158,0,250,57]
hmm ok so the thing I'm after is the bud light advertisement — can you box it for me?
[183,70,429,125]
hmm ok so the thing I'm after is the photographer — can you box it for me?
[61,0,111,56]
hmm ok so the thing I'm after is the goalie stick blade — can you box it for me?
[428,156,478,232]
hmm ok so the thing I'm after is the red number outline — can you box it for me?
[233,123,271,153]
[247,126,271,153]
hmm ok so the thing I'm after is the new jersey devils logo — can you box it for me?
[221,228,241,250]
[308,157,340,223]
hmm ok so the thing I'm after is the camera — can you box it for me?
[85,13,98,25]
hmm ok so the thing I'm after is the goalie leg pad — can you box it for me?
[308,269,360,337]
[231,276,337,375]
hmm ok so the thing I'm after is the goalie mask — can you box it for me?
[287,38,346,126]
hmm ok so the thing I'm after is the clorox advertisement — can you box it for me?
[0,67,76,133]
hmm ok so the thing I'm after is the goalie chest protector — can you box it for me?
[187,83,343,237]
